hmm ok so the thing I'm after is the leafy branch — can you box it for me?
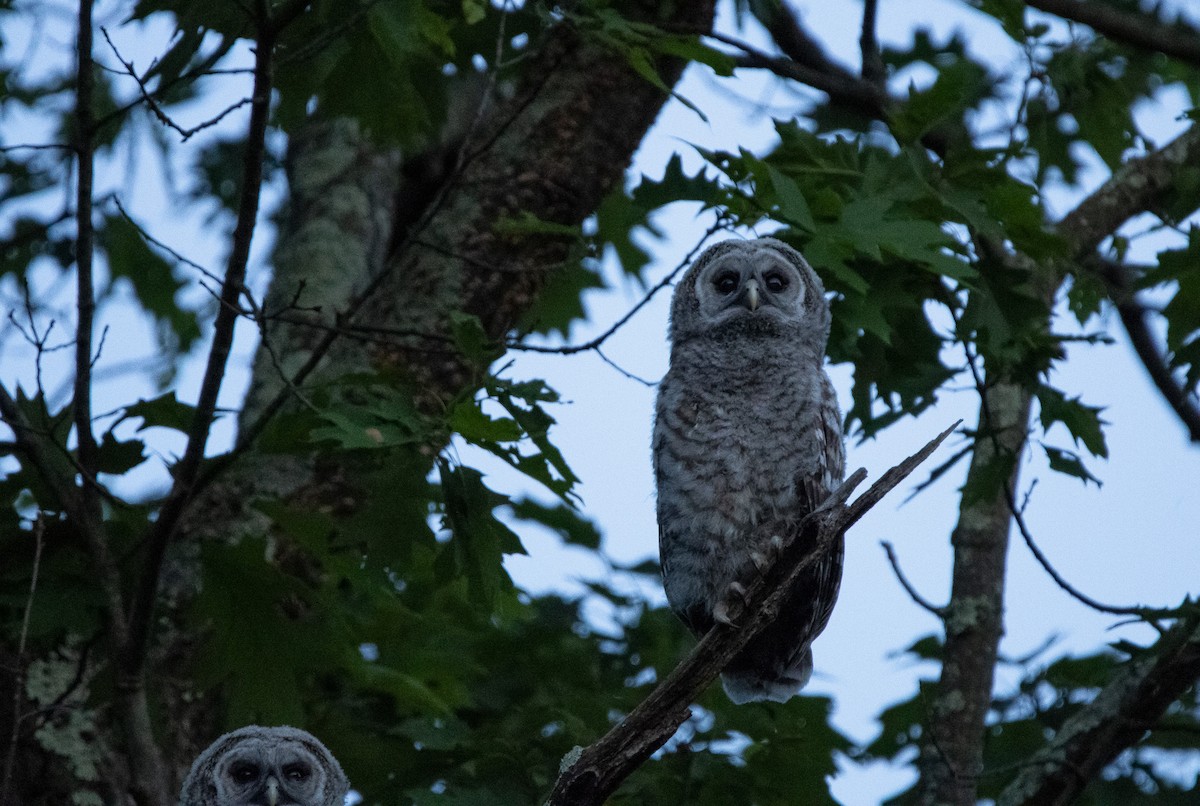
[547,422,960,805]
[997,609,1200,805]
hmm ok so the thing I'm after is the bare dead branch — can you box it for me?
[547,423,959,806]
[997,610,1200,806]
[1024,0,1200,69]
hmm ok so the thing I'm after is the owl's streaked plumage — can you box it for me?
[653,237,845,704]
[179,725,348,806]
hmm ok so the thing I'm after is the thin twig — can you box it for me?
[508,220,727,355]
[595,347,657,387]
[0,142,73,153]
[111,197,229,288]
[73,0,99,490]
[126,1,280,680]
[92,38,239,134]
[952,306,1160,619]
[881,540,946,617]
[100,27,251,142]
[1004,483,1167,619]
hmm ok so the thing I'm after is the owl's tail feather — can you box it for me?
[721,650,813,705]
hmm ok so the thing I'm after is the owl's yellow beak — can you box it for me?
[741,278,760,311]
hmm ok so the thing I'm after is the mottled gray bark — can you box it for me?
[917,381,1032,806]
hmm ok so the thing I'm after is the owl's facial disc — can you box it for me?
[701,248,804,328]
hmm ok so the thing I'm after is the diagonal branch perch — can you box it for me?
[546,421,961,806]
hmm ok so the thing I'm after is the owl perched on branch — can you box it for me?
[653,237,845,704]
[179,725,348,806]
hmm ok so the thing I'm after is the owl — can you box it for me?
[653,237,845,704]
[179,725,348,806]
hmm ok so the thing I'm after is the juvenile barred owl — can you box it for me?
[653,237,845,704]
[179,725,348,806]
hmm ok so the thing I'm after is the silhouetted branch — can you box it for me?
[507,220,727,355]
[717,32,890,119]
[126,2,284,684]
[100,28,251,142]
[1004,482,1169,619]
[1024,0,1200,69]
[547,422,959,806]
[882,540,946,617]
[72,0,99,490]
[1094,257,1200,442]
[860,0,885,86]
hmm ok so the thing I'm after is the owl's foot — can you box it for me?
[713,581,750,627]
[750,534,785,575]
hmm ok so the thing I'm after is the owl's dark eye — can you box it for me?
[230,762,259,783]
[764,271,788,293]
[283,762,311,781]
[713,271,739,294]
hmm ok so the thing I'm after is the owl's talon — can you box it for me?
[751,535,785,574]
[750,549,770,573]
[714,581,750,626]
[713,600,737,627]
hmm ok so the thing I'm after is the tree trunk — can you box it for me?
[918,380,1032,805]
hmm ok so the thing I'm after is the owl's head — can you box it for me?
[180,725,348,806]
[669,237,830,346]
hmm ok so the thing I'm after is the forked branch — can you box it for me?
[546,421,960,805]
